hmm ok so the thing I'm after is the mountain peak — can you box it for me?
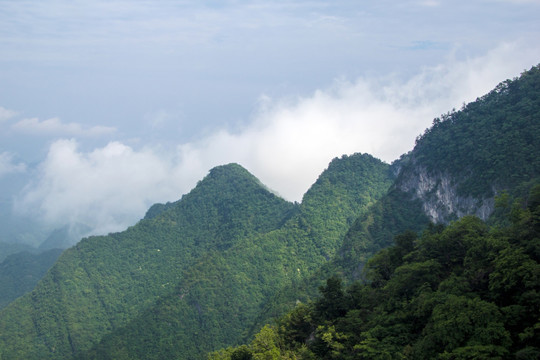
[205,162,258,183]
[145,163,274,220]
[191,162,273,200]
[144,162,295,238]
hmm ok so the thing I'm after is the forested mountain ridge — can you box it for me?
[211,185,540,359]
[397,64,540,223]
[210,64,540,360]
[1,65,538,360]
[0,163,295,358]
[0,242,38,262]
[240,64,540,349]
[78,154,393,359]
[0,155,393,359]
[335,64,540,280]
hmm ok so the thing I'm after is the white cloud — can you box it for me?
[0,107,18,122]
[15,139,190,235]
[15,42,540,238]
[175,42,540,201]
[12,117,116,137]
[0,152,26,178]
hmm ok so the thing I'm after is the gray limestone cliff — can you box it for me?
[395,159,495,224]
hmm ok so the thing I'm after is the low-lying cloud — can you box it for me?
[15,140,194,235]
[15,43,540,238]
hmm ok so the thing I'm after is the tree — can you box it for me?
[314,276,347,322]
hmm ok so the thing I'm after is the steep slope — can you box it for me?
[0,163,296,359]
[398,64,540,222]
[253,64,540,327]
[337,64,540,278]
[0,249,63,309]
[78,153,393,359]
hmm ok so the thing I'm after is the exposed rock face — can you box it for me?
[396,163,494,223]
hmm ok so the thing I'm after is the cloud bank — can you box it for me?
[15,43,540,237]
[16,140,188,235]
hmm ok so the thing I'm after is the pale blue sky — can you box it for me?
[1,0,539,243]
[1,1,537,145]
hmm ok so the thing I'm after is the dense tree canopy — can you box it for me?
[0,156,392,360]
[0,249,62,309]
[412,65,540,198]
[215,186,540,359]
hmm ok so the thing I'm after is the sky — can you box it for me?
[1,0,540,245]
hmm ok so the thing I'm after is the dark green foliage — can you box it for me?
[220,188,540,359]
[277,303,313,344]
[227,65,540,351]
[0,249,63,309]
[230,346,253,360]
[413,64,540,198]
[335,187,430,280]
[143,201,175,220]
[314,276,348,321]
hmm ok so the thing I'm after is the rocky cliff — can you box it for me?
[396,160,495,223]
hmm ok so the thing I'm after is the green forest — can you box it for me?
[210,185,540,359]
[0,249,62,309]
[412,64,540,198]
[0,65,538,359]
[0,154,393,359]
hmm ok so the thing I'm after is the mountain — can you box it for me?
[0,225,90,311]
[211,187,540,359]
[0,249,63,310]
[0,163,294,358]
[254,65,540,327]
[208,64,540,360]
[38,224,93,251]
[1,64,538,360]
[0,241,38,262]
[336,64,540,279]
[214,64,540,359]
[0,155,392,359]
[79,154,393,360]
[397,65,540,222]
